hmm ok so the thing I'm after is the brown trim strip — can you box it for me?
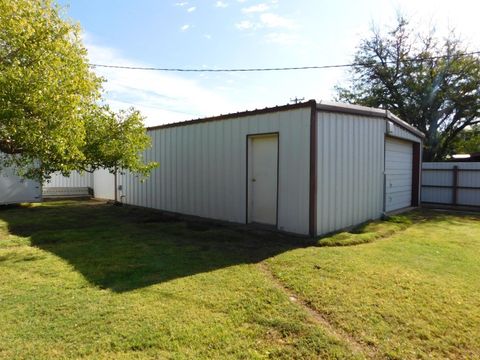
[309,101,318,237]
[411,142,420,207]
[422,184,480,190]
[148,100,316,131]
[422,168,480,172]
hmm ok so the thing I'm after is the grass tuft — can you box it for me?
[317,213,414,247]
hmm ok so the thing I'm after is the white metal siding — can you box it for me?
[0,166,42,204]
[387,121,422,143]
[93,169,115,200]
[118,108,311,235]
[385,137,413,212]
[316,112,385,235]
[44,171,93,188]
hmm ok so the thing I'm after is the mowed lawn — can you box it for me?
[0,201,479,359]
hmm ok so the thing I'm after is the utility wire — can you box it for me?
[90,51,480,73]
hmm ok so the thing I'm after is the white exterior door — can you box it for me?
[248,134,278,225]
[385,137,413,212]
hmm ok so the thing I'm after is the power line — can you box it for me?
[290,97,305,104]
[89,51,480,73]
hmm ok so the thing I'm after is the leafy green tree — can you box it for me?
[336,17,480,161]
[82,106,157,202]
[0,0,156,181]
[448,125,480,155]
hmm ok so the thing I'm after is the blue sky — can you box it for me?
[60,0,480,126]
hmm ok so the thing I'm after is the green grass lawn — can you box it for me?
[268,211,480,359]
[0,200,479,359]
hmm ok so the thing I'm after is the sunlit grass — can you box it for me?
[268,210,480,359]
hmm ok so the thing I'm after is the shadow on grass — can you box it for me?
[0,201,311,293]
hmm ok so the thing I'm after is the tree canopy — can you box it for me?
[448,125,480,155]
[336,17,480,161]
[82,105,156,177]
[0,0,156,180]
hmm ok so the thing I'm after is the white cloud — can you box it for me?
[215,1,228,7]
[260,13,296,29]
[264,32,297,44]
[175,1,188,6]
[204,34,212,39]
[83,34,235,127]
[235,20,255,30]
[187,6,196,12]
[235,12,296,32]
[180,24,190,31]
[242,3,269,13]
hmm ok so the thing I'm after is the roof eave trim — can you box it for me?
[316,103,425,139]
[147,100,316,131]
[385,111,425,138]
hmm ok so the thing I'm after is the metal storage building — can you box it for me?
[0,162,42,205]
[113,100,423,237]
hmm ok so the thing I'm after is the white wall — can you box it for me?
[316,111,386,235]
[93,169,115,200]
[118,108,311,235]
[44,171,93,188]
[315,112,423,235]
[0,166,41,204]
[42,169,116,200]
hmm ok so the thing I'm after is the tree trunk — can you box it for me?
[114,167,118,204]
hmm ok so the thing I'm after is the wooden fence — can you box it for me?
[421,162,480,207]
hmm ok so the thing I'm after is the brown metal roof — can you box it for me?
[147,100,315,131]
[316,101,425,138]
[147,99,424,139]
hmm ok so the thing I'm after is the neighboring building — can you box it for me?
[0,163,42,205]
[112,100,424,236]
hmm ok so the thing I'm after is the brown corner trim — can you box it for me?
[411,142,421,207]
[309,101,318,237]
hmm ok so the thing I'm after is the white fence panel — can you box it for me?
[421,162,480,207]
[44,171,93,188]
